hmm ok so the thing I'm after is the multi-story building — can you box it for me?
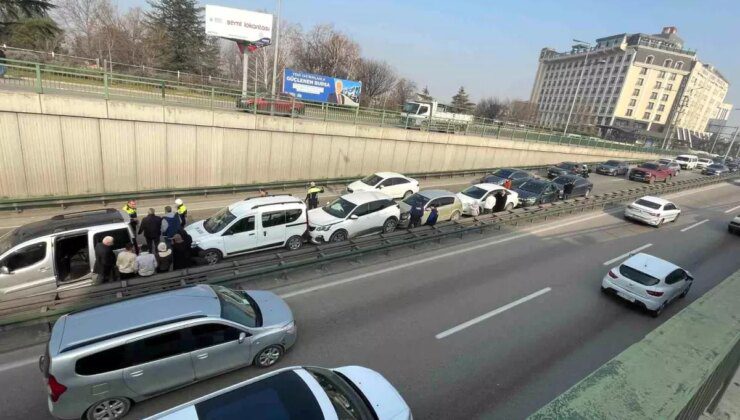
[529,27,730,148]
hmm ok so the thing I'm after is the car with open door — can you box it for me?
[398,189,463,227]
[513,179,560,207]
[456,184,519,215]
[552,174,593,199]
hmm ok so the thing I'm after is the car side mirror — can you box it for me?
[685,271,694,281]
[0,266,9,275]
[350,214,359,220]
[238,332,247,344]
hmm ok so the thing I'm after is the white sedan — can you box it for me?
[456,183,519,215]
[624,196,681,227]
[347,172,419,199]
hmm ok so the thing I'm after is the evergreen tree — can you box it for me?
[0,0,58,39]
[451,86,474,113]
[144,0,219,73]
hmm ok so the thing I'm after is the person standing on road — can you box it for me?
[116,243,137,279]
[425,206,439,227]
[305,182,324,210]
[161,206,181,246]
[563,182,575,200]
[171,234,191,270]
[93,236,115,284]
[175,198,188,226]
[503,178,512,190]
[138,208,161,252]
[122,199,139,253]
[483,193,496,214]
[409,203,424,228]
[135,244,157,277]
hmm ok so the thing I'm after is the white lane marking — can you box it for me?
[680,219,710,232]
[0,357,38,373]
[435,287,552,340]
[724,204,740,214]
[0,225,20,229]
[602,243,653,266]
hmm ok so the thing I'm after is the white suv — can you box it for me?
[346,172,419,199]
[186,196,307,264]
[308,191,400,243]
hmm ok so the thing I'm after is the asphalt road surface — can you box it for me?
[0,174,737,419]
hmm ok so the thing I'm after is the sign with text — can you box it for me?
[282,69,362,106]
[205,5,273,46]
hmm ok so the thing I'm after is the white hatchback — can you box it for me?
[624,196,681,227]
[308,191,400,243]
[347,172,419,199]
[456,183,519,215]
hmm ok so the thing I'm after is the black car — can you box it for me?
[547,162,587,179]
[702,164,729,176]
[727,161,739,173]
[513,179,560,207]
[552,175,594,199]
[595,160,630,176]
[480,168,533,188]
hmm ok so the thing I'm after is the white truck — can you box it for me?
[400,100,474,132]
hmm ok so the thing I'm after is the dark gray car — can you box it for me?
[596,160,630,176]
[513,179,560,207]
[479,168,532,188]
[702,164,729,176]
[552,175,594,199]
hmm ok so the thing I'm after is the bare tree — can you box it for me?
[384,78,416,109]
[292,24,360,79]
[355,58,395,107]
[509,100,539,124]
[475,97,509,120]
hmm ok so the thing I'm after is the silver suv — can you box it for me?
[40,284,297,420]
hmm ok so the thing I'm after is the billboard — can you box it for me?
[205,5,273,46]
[283,69,362,107]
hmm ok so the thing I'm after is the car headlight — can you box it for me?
[400,213,409,219]
[316,225,332,231]
[282,321,296,334]
[523,197,536,203]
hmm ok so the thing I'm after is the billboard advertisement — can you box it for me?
[205,5,273,46]
[283,69,362,107]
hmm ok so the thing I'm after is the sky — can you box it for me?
[119,0,740,127]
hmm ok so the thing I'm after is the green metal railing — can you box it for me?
[0,58,665,155]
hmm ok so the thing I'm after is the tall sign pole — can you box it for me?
[270,0,282,98]
[242,48,249,97]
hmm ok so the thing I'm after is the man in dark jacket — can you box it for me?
[161,206,181,246]
[93,236,115,284]
[171,234,191,270]
[409,204,424,228]
[138,208,161,254]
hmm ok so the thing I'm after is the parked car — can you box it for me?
[628,162,673,183]
[552,175,594,199]
[513,179,560,207]
[624,196,681,227]
[702,163,730,176]
[456,184,519,215]
[601,253,693,317]
[41,284,297,420]
[726,160,739,172]
[479,168,533,188]
[547,162,587,179]
[187,196,307,265]
[308,191,400,243]
[595,160,630,176]
[658,158,681,175]
[398,190,462,227]
[729,215,740,234]
[346,172,419,199]
[144,365,411,420]
[675,154,698,170]
[0,209,135,302]
[236,95,304,115]
[696,158,713,169]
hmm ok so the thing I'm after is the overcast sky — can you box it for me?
[118,0,740,127]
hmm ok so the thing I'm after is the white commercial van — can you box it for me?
[186,196,308,265]
[675,155,698,170]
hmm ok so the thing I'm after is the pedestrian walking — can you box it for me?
[135,244,157,277]
[503,178,513,190]
[171,234,191,270]
[305,182,324,210]
[122,199,139,253]
[175,198,188,226]
[424,206,439,227]
[116,243,137,279]
[93,236,115,284]
[563,182,575,200]
[155,242,173,273]
[0,48,6,78]
[483,193,496,214]
[161,206,181,246]
[138,208,162,252]
[409,203,424,228]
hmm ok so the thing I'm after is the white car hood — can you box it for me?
[185,220,209,240]
[308,208,343,227]
[348,180,376,192]
[334,366,411,420]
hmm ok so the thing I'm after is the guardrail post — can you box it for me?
[510,127,515,140]
[381,109,386,127]
[210,87,214,110]
[523,127,529,141]
[496,124,502,138]
[324,104,328,121]
[103,72,109,100]
[354,105,359,124]
[160,81,165,103]
[34,63,42,93]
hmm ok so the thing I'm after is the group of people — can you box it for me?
[92,198,192,284]
[408,205,439,228]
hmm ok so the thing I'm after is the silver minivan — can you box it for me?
[41,284,297,420]
[0,209,135,301]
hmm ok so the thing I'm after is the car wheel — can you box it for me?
[655,218,664,228]
[382,217,398,233]
[254,345,283,368]
[86,397,131,420]
[651,302,666,318]
[203,249,222,265]
[673,213,680,223]
[680,283,691,298]
[285,235,303,251]
[329,230,348,242]
[504,203,514,211]
[450,211,461,221]
[403,190,413,199]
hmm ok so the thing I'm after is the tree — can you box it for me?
[510,100,539,123]
[355,58,396,107]
[292,24,360,79]
[4,17,61,49]
[385,78,417,109]
[1,0,58,39]
[475,97,509,120]
[451,86,474,113]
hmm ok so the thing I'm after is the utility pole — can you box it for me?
[563,39,590,137]
[270,0,282,98]
[725,127,738,160]
[241,48,249,98]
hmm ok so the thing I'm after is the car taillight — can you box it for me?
[646,290,664,297]
[646,211,659,216]
[47,375,67,402]
[608,270,618,279]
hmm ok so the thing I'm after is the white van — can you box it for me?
[186,196,307,265]
[675,155,698,170]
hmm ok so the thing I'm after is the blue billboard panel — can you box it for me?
[283,69,362,107]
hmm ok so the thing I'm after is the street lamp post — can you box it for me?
[725,126,738,160]
[563,39,591,136]
[270,0,282,99]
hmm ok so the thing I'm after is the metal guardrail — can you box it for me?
[0,58,667,155]
[0,172,736,326]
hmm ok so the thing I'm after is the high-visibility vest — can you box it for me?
[306,186,324,201]
[122,204,137,219]
[177,204,187,215]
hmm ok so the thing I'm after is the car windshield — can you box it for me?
[305,367,371,420]
[360,174,382,186]
[492,169,514,178]
[676,156,689,162]
[552,176,573,185]
[213,285,262,328]
[323,198,357,219]
[520,181,547,194]
[403,193,430,207]
[635,199,662,210]
[556,163,575,170]
[708,164,725,169]
[639,163,660,170]
[461,186,487,199]
[604,160,621,166]
[203,207,237,234]
[658,159,671,164]
[619,264,660,286]
[402,103,420,114]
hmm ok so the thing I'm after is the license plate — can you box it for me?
[617,291,635,302]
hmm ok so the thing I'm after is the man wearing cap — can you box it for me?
[305,182,324,210]
[175,198,188,226]
[93,236,115,284]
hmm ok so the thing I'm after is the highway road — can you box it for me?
[0,174,737,419]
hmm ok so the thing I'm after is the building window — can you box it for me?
[658,104,665,112]
[600,107,607,114]
[655,114,662,121]
[645,55,655,64]
[647,102,654,110]
[675,61,684,70]
[626,109,633,117]
[606,87,612,94]
[622,65,628,73]
[629,98,637,106]
[610,77,616,84]
[650,92,658,99]
[611,96,618,104]
[658,71,666,79]
[640,67,648,75]
[633,88,640,96]
[643,112,651,119]
[608,56,614,63]
[608,107,614,114]
[661,94,669,101]
[655,81,662,89]
[618,76,624,84]
[637,78,644,86]
[663,59,673,67]
[667,83,673,91]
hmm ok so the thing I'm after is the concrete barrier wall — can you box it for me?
[0,91,660,199]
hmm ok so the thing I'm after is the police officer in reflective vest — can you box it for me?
[122,199,139,253]
[175,198,188,226]
[305,182,324,210]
